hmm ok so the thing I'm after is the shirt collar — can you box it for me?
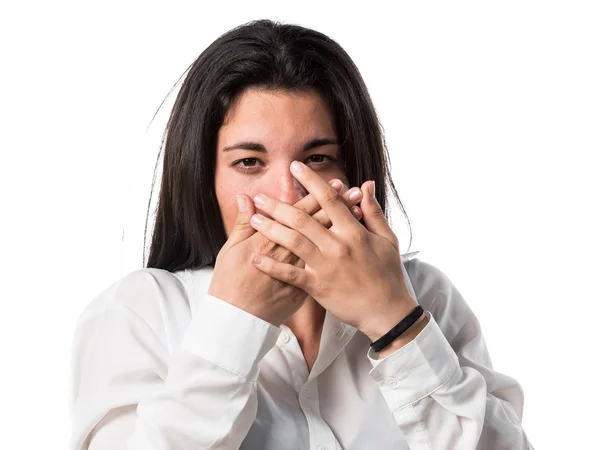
[184,250,420,378]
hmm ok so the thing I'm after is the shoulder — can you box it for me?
[74,268,195,352]
[404,257,454,296]
[403,257,468,317]
[80,268,190,316]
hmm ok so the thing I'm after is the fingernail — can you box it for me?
[349,189,362,202]
[369,181,376,199]
[351,205,362,218]
[251,214,264,226]
[237,195,247,212]
[291,161,304,173]
[329,179,343,191]
[253,193,266,207]
[252,254,262,265]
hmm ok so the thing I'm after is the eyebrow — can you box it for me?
[223,138,338,153]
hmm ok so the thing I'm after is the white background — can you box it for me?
[1,1,599,448]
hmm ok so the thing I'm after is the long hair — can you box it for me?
[145,19,412,271]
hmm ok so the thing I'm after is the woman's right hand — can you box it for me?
[208,181,363,326]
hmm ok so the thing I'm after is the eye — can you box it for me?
[305,154,334,164]
[239,158,259,167]
[232,157,263,172]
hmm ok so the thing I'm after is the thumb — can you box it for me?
[227,194,257,246]
[360,181,399,249]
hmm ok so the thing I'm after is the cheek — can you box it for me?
[215,177,262,237]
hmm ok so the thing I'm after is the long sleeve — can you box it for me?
[368,260,533,449]
[69,269,281,450]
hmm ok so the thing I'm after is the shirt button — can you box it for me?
[318,445,329,450]
[299,386,312,401]
[386,377,399,388]
[279,333,290,344]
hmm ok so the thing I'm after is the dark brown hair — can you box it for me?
[145,19,412,271]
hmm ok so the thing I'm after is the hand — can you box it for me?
[208,179,364,326]
[246,179,364,270]
[249,161,418,341]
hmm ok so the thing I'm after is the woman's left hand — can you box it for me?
[249,161,418,342]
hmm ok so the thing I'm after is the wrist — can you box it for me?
[376,313,429,358]
[361,298,418,342]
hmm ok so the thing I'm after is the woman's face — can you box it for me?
[215,88,348,237]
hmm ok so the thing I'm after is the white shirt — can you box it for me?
[69,253,532,449]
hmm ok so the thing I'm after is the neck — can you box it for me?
[284,297,326,354]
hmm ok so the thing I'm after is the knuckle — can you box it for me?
[271,245,292,262]
[353,229,369,245]
[258,237,276,254]
[289,232,304,251]
[323,188,340,205]
[373,203,385,216]
[285,266,299,283]
[291,211,310,229]
[234,222,249,232]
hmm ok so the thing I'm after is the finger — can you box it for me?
[351,205,363,221]
[312,186,363,227]
[359,181,399,249]
[250,213,321,264]
[328,178,349,195]
[251,253,314,293]
[226,194,257,246]
[301,179,361,226]
[250,232,300,265]
[328,178,348,194]
[290,161,356,227]
[248,181,346,264]
[292,178,347,217]
[253,193,333,250]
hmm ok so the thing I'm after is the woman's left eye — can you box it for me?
[305,154,332,164]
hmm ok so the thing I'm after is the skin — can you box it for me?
[212,88,427,368]
[213,88,360,369]
[215,88,349,231]
[250,164,429,358]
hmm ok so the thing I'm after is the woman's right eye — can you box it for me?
[240,158,258,167]
[233,158,263,172]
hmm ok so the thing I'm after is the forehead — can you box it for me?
[220,88,336,136]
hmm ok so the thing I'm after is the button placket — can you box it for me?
[298,382,331,450]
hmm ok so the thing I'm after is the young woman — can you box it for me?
[69,19,532,450]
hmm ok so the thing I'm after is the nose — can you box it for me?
[273,171,308,205]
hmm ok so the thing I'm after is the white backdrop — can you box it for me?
[1,1,599,448]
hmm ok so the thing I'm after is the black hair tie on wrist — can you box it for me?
[370,305,425,353]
